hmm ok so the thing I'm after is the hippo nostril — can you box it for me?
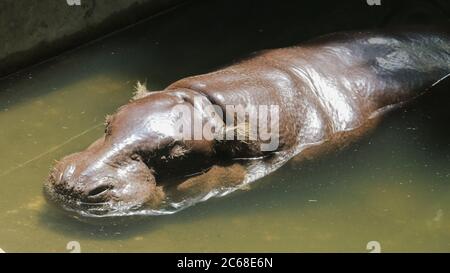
[88,185,112,197]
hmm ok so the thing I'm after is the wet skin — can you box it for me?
[45,29,450,217]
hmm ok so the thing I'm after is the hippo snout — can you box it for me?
[45,148,165,217]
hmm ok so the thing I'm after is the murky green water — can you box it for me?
[0,1,449,252]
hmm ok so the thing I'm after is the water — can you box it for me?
[0,1,449,252]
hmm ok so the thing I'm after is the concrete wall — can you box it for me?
[0,0,186,78]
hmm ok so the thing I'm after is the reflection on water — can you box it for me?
[0,1,449,252]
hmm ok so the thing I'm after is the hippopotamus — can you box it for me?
[44,29,450,218]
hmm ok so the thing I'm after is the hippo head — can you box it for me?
[44,88,225,217]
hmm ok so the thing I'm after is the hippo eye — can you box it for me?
[130,153,142,161]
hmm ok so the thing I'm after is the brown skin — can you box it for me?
[45,29,450,217]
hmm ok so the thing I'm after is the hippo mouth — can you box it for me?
[44,190,162,218]
[43,177,152,218]
[44,183,118,217]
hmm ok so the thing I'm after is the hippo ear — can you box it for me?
[131,81,151,101]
